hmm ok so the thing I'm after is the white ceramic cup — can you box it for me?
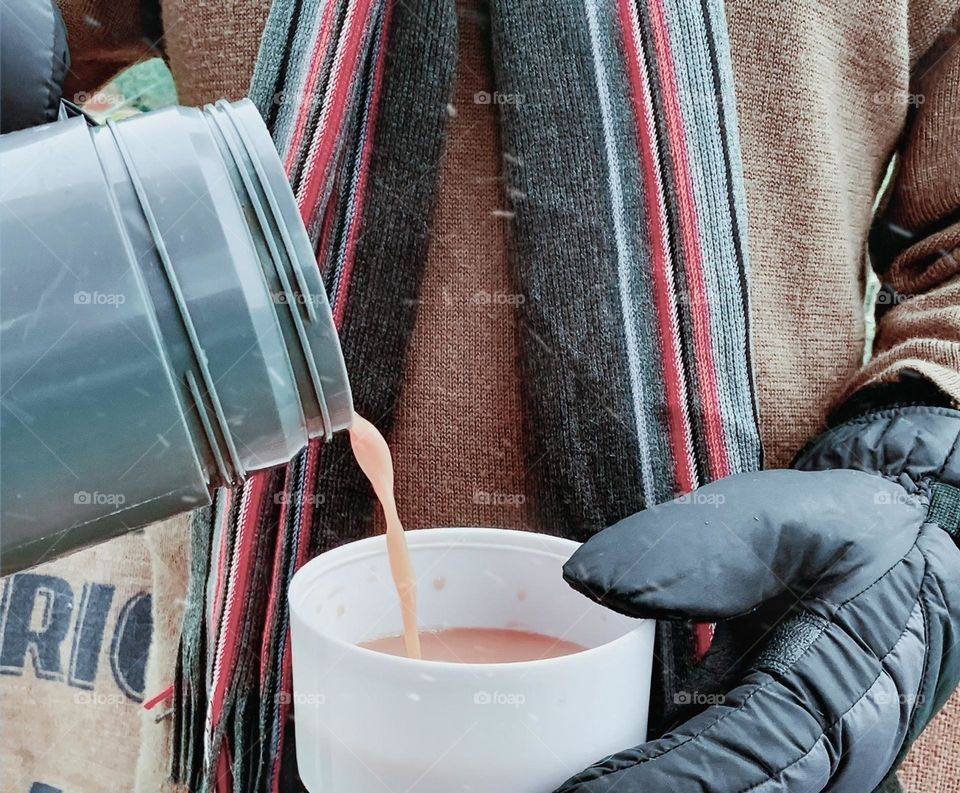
[289,527,655,793]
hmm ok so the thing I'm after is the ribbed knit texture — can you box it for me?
[173,0,763,788]
[385,5,534,534]
[172,2,458,791]
[490,0,761,720]
[847,6,960,407]
[39,0,960,791]
[161,0,270,106]
[489,0,761,532]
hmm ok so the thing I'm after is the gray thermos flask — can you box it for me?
[0,99,353,574]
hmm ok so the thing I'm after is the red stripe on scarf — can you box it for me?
[210,472,270,739]
[260,465,295,684]
[142,684,174,711]
[645,0,731,483]
[297,0,377,226]
[333,0,394,327]
[215,739,233,793]
[267,18,384,736]
[271,438,322,793]
[283,0,338,176]
[209,488,234,644]
[617,0,697,496]
[265,5,384,775]
[316,184,340,274]
[642,0,730,662]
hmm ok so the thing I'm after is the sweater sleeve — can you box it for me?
[55,0,159,99]
[837,9,960,407]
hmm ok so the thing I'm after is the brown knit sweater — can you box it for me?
[36,0,960,790]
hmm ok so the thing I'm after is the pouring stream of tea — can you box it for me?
[348,414,422,659]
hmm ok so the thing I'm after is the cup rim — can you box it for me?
[288,527,650,671]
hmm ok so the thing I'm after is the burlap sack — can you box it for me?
[900,693,960,792]
[133,516,191,793]
[0,533,152,793]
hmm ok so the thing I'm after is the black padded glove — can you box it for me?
[557,406,960,792]
[0,0,70,133]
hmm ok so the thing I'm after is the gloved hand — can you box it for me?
[557,406,960,792]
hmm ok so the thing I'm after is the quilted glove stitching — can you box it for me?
[570,534,928,789]
[908,572,931,738]
[734,600,927,793]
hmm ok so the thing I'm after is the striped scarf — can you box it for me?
[172,1,762,791]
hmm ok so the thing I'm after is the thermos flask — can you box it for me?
[0,99,352,574]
